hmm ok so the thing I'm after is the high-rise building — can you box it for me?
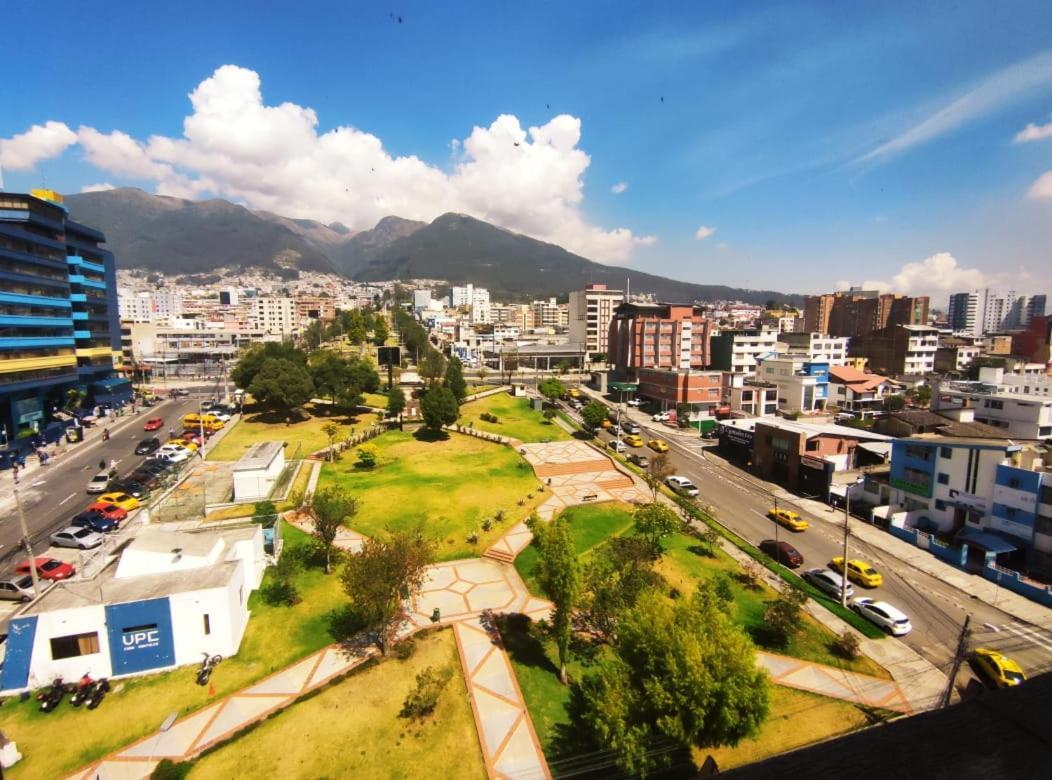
[531,297,568,329]
[0,190,130,436]
[251,297,297,335]
[709,328,780,375]
[607,302,714,379]
[947,289,1048,336]
[568,283,623,357]
[804,289,929,338]
[449,284,491,324]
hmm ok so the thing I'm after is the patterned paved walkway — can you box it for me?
[455,616,551,779]
[757,651,913,714]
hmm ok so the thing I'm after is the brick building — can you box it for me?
[607,302,714,379]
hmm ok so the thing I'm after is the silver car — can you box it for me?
[50,526,104,550]
[86,471,112,494]
[803,568,855,599]
[0,575,50,602]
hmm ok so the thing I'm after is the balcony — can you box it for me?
[0,291,71,308]
[0,314,74,328]
[0,336,76,348]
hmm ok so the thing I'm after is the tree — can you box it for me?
[883,394,905,412]
[538,377,565,405]
[580,400,608,431]
[576,589,769,776]
[633,502,680,555]
[444,355,468,403]
[231,341,307,391]
[341,531,434,653]
[387,385,406,429]
[310,350,350,406]
[502,347,520,384]
[533,518,581,684]
[248,358,315,420]
[301,319,323,351]
[477,363,489,385]
[580,536,663,644]
[310,487,358,574]
[347,357,380,394]
[556,359,572,376]
[322,421,340,463]
[419,349,447,388]
[912,384,932,406]
[644,452,673,500]
[372,316,390,346]
[420,386,459,433]
[542,408,557,423]
[346,309,367,344]
[762,585,808,647]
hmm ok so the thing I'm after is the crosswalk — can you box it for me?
[971,620,1052,676]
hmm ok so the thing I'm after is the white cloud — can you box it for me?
[858,50,1052,164]
[694,225,716,240]
[1028,170,1052,199]
[838,252,990,298]
[1014,118,1052,143]
[610,181,628,194]
[0,121,77,171]
[81,182,115,193]
[54,65,649,264]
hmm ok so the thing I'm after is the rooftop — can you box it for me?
[233,440,285,471]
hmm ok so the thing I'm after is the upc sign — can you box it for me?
[122,628,160,652]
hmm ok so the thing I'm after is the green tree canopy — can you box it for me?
[632,502,680,555]
[309,350,351,405]
[347,357,381,394]
[419,349,447,388]
[444,355,468,403]
[231,341,308,391]
[580,400,608,430]
[579,536,663,644]
[420,386,458,432]
[248,358,315,419]
[310,486,358,574]
[532,517,581,683]
[539,377,566,404]
[301,319,324,351]
[373,316,390,345]
[387,385,406,418]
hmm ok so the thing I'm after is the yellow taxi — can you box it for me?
[624,434,644,448]
[647,439,669,453]
[96,492,141,511]
[167,437,199,452]
[970,648,1026,688]
[766,507,808,532]
[568,388,581,399]
[183,413,224,432]
[600,418,613,429]
[830,557,883,588]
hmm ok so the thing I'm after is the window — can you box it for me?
[1005,507,1017,520]
[50,632,100,660]
[1009,478,1020,489]
[806,440,819,452]
[937,473,949,485]
[905,445,932,461]
[935,499,948,511]
[940,447,952,459]
[203,614,211,635]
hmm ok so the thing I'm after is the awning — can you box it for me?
[91,377,132,390]
[956,528,1018,554]
[609,382,639,392]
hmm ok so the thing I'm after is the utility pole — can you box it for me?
[942,614,972,709]
[772,495,780,549]
[841,486,851,608]
[13,473,41,598]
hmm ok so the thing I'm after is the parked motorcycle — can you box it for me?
[39,677,67,713]
[196,652,223,686]
[85,678,110,709]
[69,674,95,707]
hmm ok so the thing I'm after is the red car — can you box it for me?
[181,430,204,445]
[86,502,128,524]
[16,556,76,581]
[143,417,164,431]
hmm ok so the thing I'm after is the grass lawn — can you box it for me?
[188,628,485,780]
[362,391,389,408]
[515,502,636,593]
[0,527,345,780]
[321,430,543,560]
[657,532,889,678]
[458,393,571,443]
[203,460,314,522]
[207,402,379,462]
[696,687,888,771]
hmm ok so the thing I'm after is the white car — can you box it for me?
[51,526,104,550]
[608,439,627,453]
[206,411,232,422]
[627,399,642,407]
[852,598,912,636]
[157,445,192,463]
[652,411,670,422]
[86,471,112,494]
[803,568,855,600]
[665,475,699,497]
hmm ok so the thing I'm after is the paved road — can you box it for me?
[0,395,205,574]
[561,397,1052,683]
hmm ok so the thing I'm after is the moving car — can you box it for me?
[608,439,626,453]
[759,539,804,568]
[113,479,151,501]
[624,434,644,448]
[135,437,162,455]
[851,598,912,636]
[0,575,49,601]
[51,526,104,549]
[767,507,809,532]
[16,556,76,581]
[86,471,113,494]
[970,648,1026,688]
[96,492,140,511]
[170,388,190,397]
[830,557,884,588]
[652,411,670,422]
[628,452,649,468]
[623,422,641,435]
[143,417,164,431]
[206,410,232,423]
[648,439,669,453]
[627,398,642,407]
[86,502,129,524]
[665,475,699,497]
[803,568,854,599]
[599,418,613,429]
[71,510,118,533]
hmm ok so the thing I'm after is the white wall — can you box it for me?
[25,604,112,689]
[169,564,248,664]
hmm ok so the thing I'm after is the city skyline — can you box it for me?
[1,1,1050,298]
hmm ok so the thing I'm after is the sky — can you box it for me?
[1,1,1050,302]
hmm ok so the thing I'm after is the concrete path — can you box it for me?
[454,616,551,780]
[409,558,553,628]
[757,651,913,714]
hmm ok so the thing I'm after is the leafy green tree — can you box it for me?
[580,536,663,644]
[912,384,932,406]
[762,585,808,647]
[539,377,565,404]
[420,386,459,432]
[444,355,468,403]
[387,385,406,430]
[346,309,367,344]
[533,518,581,684]
[883,394,905,412]
[419,349,447,388]
[576,588,769,775]
[373,316,390,345]
[301,319,324,351]
[633,502,680,555]
[477,363,489,385]
[580,400,608,431]
[341,531,434,654]
[347,357,381,394]
[309,350,351,406]
[322,421,340,463]
[248,358,314,420]
[644,452,673,500]
[310,486,358,574]
[231,342,307,391]
[502,347,520,384]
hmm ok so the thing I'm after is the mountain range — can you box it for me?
[65,188,800,305]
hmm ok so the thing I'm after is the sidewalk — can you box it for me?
[757,651,913,714]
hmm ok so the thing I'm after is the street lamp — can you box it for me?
[12,471,41,598]
[840,476,865,608]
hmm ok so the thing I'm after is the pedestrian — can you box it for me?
[102,427,110,441]
[12,462,19,483]
[99,458,106,472]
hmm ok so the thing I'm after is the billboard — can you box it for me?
[106,597,176,675]
[377,346,401,366]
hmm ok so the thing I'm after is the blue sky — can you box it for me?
[1,1,1050,301]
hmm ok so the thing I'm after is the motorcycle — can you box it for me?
[38,677,67,713]
[69,674,95,707]
[196,652,223,686]
[85,678,110,710]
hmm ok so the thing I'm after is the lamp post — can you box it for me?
[12,471,41,598]
[841,477,865,608]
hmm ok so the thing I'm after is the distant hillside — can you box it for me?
[66,188,800,305]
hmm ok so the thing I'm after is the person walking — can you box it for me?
[12,462,19,484]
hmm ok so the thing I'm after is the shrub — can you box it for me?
[467,532,479,544]
[762,586,808,648]
[262,550,302,606]
[495,510,506,523]
[400,664,453,719]
[151,760,192,780]
[832,630,862,659]
[394,635,417,660]
[482,518,492,532]
[714,575,735,605]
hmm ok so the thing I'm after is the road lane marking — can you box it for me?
[31,480,46,487]
[59,493,77,506]
[1004,622,1052,654]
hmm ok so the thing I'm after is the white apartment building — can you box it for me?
[568,284,624,357]
[936,381,1052,439]
[756,356,831,414]
[251,297,297,335]
[711,328,780,375]
[532,298,569,329]
[118,290,185,323]
[778,332,850,366]
[449,284,491,324]
[947,289,1047,336]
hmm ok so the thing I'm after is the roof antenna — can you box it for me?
[626,275,630,302]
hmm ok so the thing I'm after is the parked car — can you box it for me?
[851,598,912,636]
[86,471,113,494]
[803,568,854,600]
[628,452,649,468]
[623,422,641,435]
[759,539,804,568]
[51,526,104,549]
[135,437,162,455]
[113,479,151,501]
[71,510,118,534]
[206,410,232,423]
[167,437,199,452]
[157,445,191,463]
[15,556,76,581]
[86,502,129,524]
[665,475,699,497]
[0,575,49,601]
[970,648,1026,688]
[767,507,809,532]
[627,398,642,407]
[648,438,669,453]
[623,434,644,448]
[143,417,164,431]
[830,557,884,588]
[181,430,204,445]
[608,439,627,453]
[570,399,583,410]
[96,492,140,511]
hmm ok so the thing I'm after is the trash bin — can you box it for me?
[66,427,84,443]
